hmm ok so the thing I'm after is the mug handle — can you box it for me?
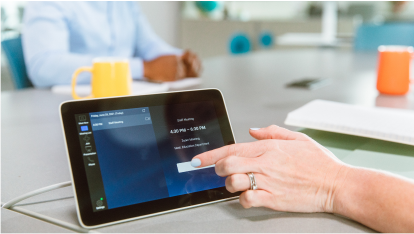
[72,67,94,100]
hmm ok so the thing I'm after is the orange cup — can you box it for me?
[377,46,413,95]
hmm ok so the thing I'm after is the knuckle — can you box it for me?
[269,125,279,131]
[230,174,238,185]
[227,145,237,156]
[241,201,250,209]
[226,176,237,193]
[240,191,255,208]
[297,132,310,140]
[297,132,306,137]
[221,156,235,173]
[215,165,221,176]
[225,177,234,192]
[239,195,249,208]
[244,191,255,204]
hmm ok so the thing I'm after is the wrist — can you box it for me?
[324,164,353,213]
[143,60,152,79]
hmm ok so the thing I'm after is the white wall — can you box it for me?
[138,1,182,48]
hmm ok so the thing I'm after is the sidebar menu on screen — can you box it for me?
[75,114,108,212]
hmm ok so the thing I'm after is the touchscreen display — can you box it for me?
[74,101,226,212]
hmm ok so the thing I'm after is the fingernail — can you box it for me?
[250,128,261,131]
[191,158,201,167]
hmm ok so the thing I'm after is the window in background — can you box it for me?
[1,1,26,91]
[1,1,26,40]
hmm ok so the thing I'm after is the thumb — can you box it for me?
[249,125,309,141]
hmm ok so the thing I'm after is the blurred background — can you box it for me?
[2,1,414,91]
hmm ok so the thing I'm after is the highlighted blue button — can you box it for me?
[81,125,89,131]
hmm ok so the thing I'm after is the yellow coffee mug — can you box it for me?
[72,58,132,99]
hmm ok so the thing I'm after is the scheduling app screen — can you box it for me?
[75,101,226,212]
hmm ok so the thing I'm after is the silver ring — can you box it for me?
[247,172,258,190]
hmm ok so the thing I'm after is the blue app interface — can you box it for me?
[76,102,226,211]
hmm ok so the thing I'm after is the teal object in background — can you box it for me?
[229,33,251,54]
[259,32,274,48]
[354,23,414,51]
[1,36,33,89]
[195,1,218,13]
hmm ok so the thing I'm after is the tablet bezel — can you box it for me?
[60,89,240,228]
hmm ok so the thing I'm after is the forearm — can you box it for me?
[26,53,94,87]
[333,167,414,232]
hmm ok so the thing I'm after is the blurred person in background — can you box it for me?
[23,1,201,87]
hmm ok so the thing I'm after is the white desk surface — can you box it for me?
[1,208,75,233]
[2,49,414,232]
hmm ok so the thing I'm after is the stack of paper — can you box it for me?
[285,100,414,146]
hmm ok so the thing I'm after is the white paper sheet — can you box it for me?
[285,99,414,146]
[52,78,202,96]
[165,78,202,90]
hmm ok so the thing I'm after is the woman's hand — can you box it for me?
[191,125,351,213]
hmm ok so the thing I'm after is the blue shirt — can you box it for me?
[22,1,181,87]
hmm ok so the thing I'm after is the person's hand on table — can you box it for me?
[182,50,202,77]
[143,55,186,82]
[191,125,347,213]
[143,50,202,82]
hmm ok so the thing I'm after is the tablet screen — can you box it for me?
[74,101,226,212]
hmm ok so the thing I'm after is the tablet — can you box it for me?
[60,89,239,229]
